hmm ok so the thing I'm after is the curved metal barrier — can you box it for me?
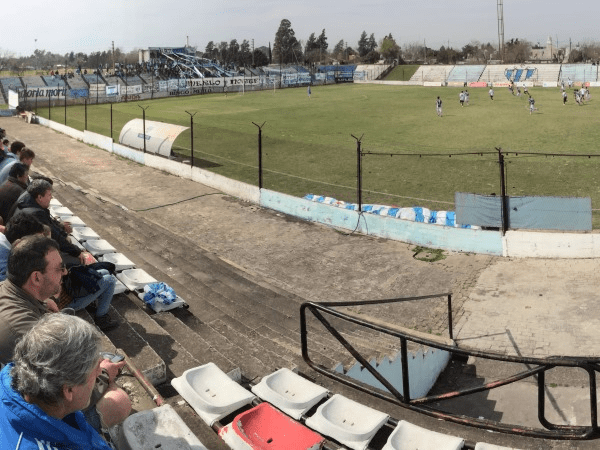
[300,294,600,440]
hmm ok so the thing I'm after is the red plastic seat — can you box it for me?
[219,403,324,450]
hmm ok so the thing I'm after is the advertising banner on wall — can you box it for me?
[126,85,142,94]
[18,87,67,100]
[106,85,119,96]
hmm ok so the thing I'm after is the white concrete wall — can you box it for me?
[504,231,600,258]
[83,130,113,152]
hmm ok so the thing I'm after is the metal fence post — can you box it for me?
[252,121,266,189]
[84,99,87,131]
[352,134,364,212]
[185,111,197,168]
[497,147,508,235]
[138,105,149,153]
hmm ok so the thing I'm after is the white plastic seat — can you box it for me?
[50,206,73,217]
[382,420,464,450]
[60,215,86,227]
[99,252,136,271]
[116,269,157,291]
[251,368,329,420]
[475,444,521,450]
[172,362,256,426]
[304,394,388,450]
[71,226,100,242]
[121,404,208,450]
[83,239,116,256]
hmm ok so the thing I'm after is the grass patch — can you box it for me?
[35,83,600,227]
[412,246,446,262]
[385,65,420,81]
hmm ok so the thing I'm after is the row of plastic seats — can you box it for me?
[48,198,185,312]
[170,362,519,450]
[303,194,478,229]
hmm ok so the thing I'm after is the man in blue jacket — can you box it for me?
[0,314,116,449]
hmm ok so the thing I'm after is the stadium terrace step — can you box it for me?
[51,182,405,377]
[107,294,200,381]
[102,299,167,386]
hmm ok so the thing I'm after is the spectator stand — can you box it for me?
[560,64,598,84]
[0,77,23,103]
[447,65,485,85]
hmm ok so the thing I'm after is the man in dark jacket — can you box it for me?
[0,162,29,224]
[10,179,90,266]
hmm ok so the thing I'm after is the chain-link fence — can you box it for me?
[33,96,600,231]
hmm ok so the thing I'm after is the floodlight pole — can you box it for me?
[497,147,508,235]
[352,133,364,212]
[252,121,266,189]
[110,103,113,141]
[138,105,150,153]
[185,110,197,168]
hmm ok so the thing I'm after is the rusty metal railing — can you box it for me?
[300,295,600,440]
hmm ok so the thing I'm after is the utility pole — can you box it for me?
[252,39,254,65]
[112,41,115,74]
[497,0,505,61]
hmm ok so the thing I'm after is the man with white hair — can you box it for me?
[0,314,129,449]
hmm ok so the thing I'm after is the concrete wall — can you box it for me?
[260,189,504,255]
[37,119,600,258]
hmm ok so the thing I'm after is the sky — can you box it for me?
[3,0,600,57]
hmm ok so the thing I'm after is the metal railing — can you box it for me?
[300,295,600,440]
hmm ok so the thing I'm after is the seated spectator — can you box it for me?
[0,147,35,186]
[1,139,8,153]
[0,162,29,224]
[0,214,47,282]
[0,141,25,173]
[9,179,91,266]
[0,314,131,449]
[0,214,117,330]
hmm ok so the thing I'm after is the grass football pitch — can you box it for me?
[47,83,600,227]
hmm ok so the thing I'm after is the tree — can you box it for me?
[317,29,328,52]
[380,34,401,62]
[218,41,228,63]
[358,31,369,57]
[205,41,218,59]
[239,39,251,66]
[305,33,317,53]
[253,49,269,67]
[504,38,531,63]
[273,19,302,64]
[229,39,240,65]
[332,39,345,59]
[367,34,377,53]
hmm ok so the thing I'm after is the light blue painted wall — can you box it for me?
[260,189,504,255]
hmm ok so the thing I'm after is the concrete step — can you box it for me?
[52,184,402,382]
[106,293,199,382]
[156,309,272,381]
